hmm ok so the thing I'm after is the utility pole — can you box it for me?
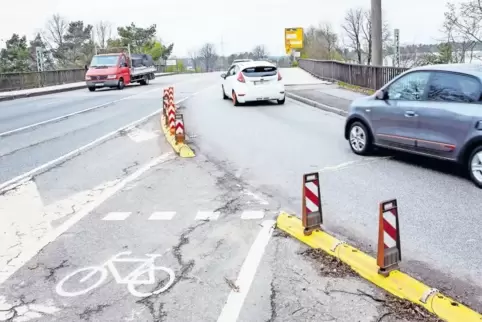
[371,0,383,66]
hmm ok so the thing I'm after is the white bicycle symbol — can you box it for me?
[56,251,175,298]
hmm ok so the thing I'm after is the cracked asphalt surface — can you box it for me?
[0,70,476,321]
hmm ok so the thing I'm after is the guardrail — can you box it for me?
[298,59,408,90]
[0,65,168,92]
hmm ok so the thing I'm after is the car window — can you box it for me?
[119,56,126,66]
[427,72,481,103]
[227,66,236,76]
[387,71,431,101]
[242,66,277,77]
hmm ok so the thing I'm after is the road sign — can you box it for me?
[394,29,400,67]
[285,27,303,54]
[166,59,177,66]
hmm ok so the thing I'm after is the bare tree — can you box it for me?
[188,48,200,71]
[444,2,479,63]
[319,23,338,58]
[342,8,364,64]
[44,14,69,66]
[95,21,112,49]
[45,14,68,48]
[252,45,268,60]
[198,43,217,72]
[301,23,339,60]
[361,10,391,65]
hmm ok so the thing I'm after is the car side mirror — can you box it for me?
[220,73,226,78]
[375,90,387,100]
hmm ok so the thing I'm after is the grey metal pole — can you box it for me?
[371,0,383,66]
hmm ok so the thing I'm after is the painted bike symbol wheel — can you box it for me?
[56,267,108,297]
[127,266,175,297]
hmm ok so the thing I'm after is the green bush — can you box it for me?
[291,61,299,67]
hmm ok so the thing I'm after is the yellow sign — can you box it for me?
[285,27,303,53]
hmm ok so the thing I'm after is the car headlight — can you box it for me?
[107,75,116,79]
[85,76,91,80]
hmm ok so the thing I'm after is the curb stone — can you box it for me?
[286,92,348,116]
[276,212,482,322]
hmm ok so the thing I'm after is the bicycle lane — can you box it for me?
[0,146,284,321]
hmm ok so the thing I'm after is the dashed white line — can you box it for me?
[148,211,176,221]
[240,210,265,220]
[102,212,132,221]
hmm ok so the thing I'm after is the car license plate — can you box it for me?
[95,83,104,86]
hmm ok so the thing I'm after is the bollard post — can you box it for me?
[175,114,185,144]
[168,103,176,135]
[162,88,169,121]
[301,172,323,235]
[377,199,401,276]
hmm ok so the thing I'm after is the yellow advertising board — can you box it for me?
[285,27,303,54]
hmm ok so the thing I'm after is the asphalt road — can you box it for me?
[182,69,482,309]
[0,73,219,185]
[0,76,396,320]
[0,69,478,320]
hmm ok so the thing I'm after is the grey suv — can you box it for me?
[344,63,482,188]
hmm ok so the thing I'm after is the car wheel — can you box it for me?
[468,146,482,188]
[277,97,285,105]
[222,86,229,99]
[232,91,240,106]
[88,87,95,92]
[117,79,125,90]
[348,121,371,155]
[140,78,149,85]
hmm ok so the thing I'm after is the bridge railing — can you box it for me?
[298,59,408,90]
[0,65,168,92]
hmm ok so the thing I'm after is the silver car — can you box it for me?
[344,63,482,188]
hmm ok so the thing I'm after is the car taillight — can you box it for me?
[237,72,245,83]
[278,72,282,81]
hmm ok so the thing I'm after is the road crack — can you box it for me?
[79,304,110,321]
[0,296,36,322]
[136,221,208,321]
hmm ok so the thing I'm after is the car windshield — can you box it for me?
[90,55,119,67]
[242,66,277,77]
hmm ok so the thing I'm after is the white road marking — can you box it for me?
[240,210,265,220]
[0,87,161,138]
[216,220,276,322]
[148,211,176,220]
[56,250,175,298]
[0,87,207,192]
[195,211,220,221]
[243,190,269,205]
[318,157,392,173]
[102,212,132,221]
[127,129,158,143]
[0,152,174,285]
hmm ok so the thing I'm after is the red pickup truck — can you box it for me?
[85,52,156,91]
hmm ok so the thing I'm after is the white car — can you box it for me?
[221,61,285,105]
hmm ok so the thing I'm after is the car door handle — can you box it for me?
[404,111,418,117]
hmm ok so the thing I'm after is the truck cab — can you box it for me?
[85,52,155,92]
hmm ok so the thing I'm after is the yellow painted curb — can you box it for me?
[160,115,195,158]
[277,212,482,322]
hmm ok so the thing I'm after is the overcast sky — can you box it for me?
[0,0,467,57]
